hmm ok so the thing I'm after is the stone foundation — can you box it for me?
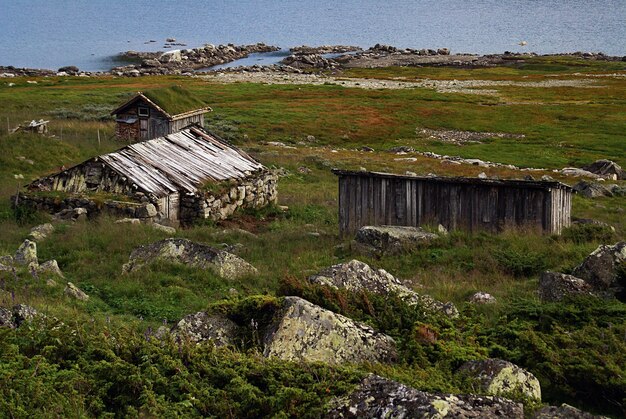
[179,171,278,224]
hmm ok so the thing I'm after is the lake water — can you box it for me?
[1,0,624,72]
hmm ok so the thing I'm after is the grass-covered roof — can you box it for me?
[142,85,209,116]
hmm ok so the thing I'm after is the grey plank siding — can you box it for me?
[334,170,572,236]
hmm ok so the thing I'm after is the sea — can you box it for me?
[0,0,624,72]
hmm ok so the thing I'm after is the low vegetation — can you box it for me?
[0,56,624,417]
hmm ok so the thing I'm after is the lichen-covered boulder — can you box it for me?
[29,223,54,242]
[533,403,609,418]
[64,282,89,301]
[325,374,524,418]
[308,259,458,317]
[14,239,37,266]
[538,271,594,302]
[263,297,396,364]
[354,225,438,256]
[458,359,541,401]
[572,242,626,298]
[122,238,258,280]
[171,312,238,346]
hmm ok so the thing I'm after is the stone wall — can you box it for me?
[179,170,278,224]
[13,193,157,222]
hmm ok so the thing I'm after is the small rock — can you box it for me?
[115,218,141,224]
[136,203,157,218]
[469,292,496,304]
[53,207,87,222]
[152,223,176,234]
[28,223,54,242]
[437,224,448,235]
[37,260,64,278]
[64,282,89,301]
[459,358,541,401]
[12,304,39,326]
[478,172,488,179]
[171,312,238,346]
[297,166,311,174]
[14,240,37,266]
[358,146,374,152]
[0,307,15,328]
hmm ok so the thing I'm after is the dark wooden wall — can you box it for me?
[337,172,572,236]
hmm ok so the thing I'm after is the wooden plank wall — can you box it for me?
[337,174,572,236]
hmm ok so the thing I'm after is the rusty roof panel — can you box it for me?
[99,127,264,196]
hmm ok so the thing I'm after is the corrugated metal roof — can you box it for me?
[98,127,264,197]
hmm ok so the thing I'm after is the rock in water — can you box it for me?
[325,374,524,418]
[14,239,37,266]
[582,159,624,180]
[122,238,257,280]
[538,271,594,301]
[458,359,541,401]
[28,223,54,242]
[572,241,626,298]
[308,259,458,317]
[263,297,396,364]
[171,312,238,346]
[64,282,89,301]
[354,225,438,256]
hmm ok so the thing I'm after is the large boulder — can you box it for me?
[263,297,396,364]
[573,181,613,198]
[458,359,541,401]
[308,259,458,317]
[325,374,524,418]
[29,223,54,242]
[572,242,626,298]
[171,312,238,346]
[533,403,609,418]
[538,271,594,302]
[14,239,37,266]
[582,159,624,180]
[354,225,438,256]
[122,238,258,280]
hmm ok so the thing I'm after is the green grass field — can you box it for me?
[0,56,625,417]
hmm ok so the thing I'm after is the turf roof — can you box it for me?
[142,85,208,116]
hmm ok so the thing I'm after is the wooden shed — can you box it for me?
[334,170,573,236]
[29,126,277,224]
[112,86,212,142]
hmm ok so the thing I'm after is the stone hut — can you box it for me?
[26,126,277,225]
[112,86,212,142]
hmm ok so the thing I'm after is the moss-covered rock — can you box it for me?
[122,238,258,280]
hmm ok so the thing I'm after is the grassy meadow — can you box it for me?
[0,56,625,416]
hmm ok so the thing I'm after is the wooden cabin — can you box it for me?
[111,86,212,142]
[29,127,277,224]
[334,170,573,236]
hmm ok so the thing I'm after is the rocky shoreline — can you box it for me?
[1,43,624,78]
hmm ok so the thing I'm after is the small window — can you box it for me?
[138,106,149,117]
